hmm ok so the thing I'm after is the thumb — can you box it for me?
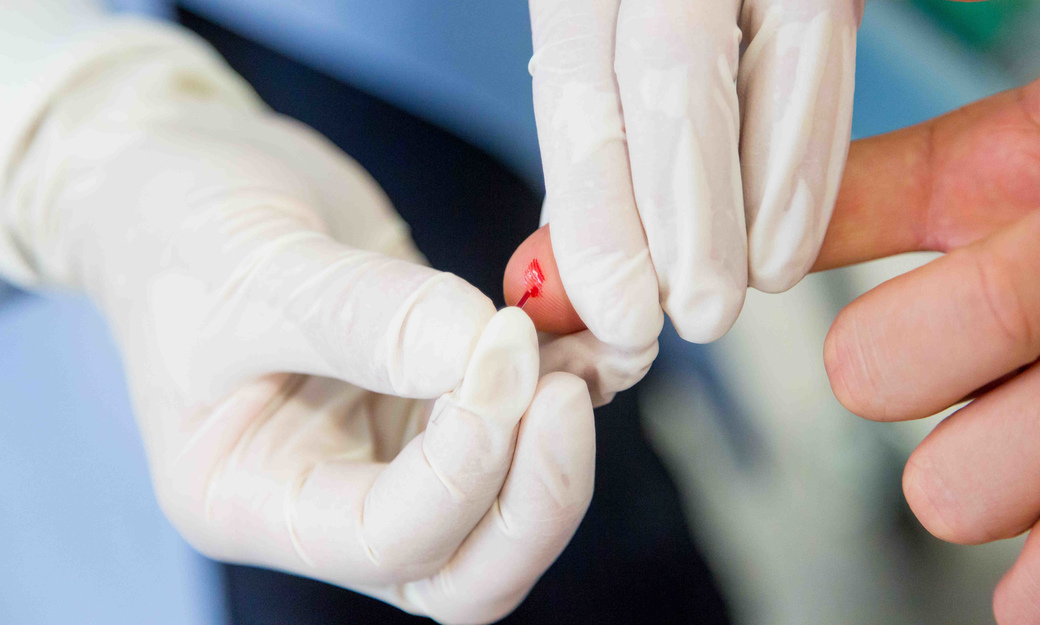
[153,207,496,400]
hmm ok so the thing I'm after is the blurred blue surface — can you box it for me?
[0,289,225,624]
[0,1,1025,623]
[112,0,543,191]
[851,0,1013,138]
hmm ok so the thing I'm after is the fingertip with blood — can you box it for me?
[504,225,586,335]
[515,259,545,309]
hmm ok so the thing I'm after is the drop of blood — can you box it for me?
[516,259,545,309]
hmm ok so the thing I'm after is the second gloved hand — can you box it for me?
[526,0,864,404]
[1,23,594,623]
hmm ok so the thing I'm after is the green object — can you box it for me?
[911,0,1034,49]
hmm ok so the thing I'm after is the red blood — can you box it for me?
[525,259,545,293]
[516,259,545,309]
[504,224,585,334]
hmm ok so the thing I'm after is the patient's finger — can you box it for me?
[825,210,1040,421]
[814,77,1040,271]
[504,224,585,335]
[903,362,1040,545]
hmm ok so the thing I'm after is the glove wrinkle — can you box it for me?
[421,402,468,504]
[384,271,460,397]
[285,462,319,569]
[208,230,328,317]
[200,372,307,526]
[491,498,518,539]
[358,488,384,568]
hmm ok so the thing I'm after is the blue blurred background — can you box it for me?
[1,1,1038,623]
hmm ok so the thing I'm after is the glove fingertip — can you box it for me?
[746,178,826,294]
[667,279,746,344]
[396,274,496,397]
[454,307,540,425]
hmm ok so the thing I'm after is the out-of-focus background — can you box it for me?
[1,0,1038,623]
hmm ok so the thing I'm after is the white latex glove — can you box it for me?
[529,0,863,404]
[1,22,594,624]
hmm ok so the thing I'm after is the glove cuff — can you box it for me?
[0,14,262,286]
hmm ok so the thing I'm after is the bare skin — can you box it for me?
[503,229,583,335]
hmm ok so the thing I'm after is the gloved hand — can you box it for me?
[525,0,864,404]
[1,24,594,624]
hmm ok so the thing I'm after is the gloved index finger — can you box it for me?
[614,0,749,344]
[528,0,663,352]
[183,224,497,400]
[738,0,862,293]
